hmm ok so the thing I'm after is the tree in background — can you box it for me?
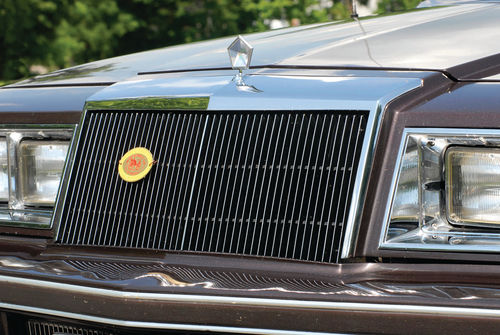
[0,0,70,80]
[0,0,415,82]
[113,0,334,56]
[52,0,139,67]
[376,0,420,13]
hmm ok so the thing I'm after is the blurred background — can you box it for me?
[0,0,418,84]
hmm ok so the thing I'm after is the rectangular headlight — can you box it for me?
[446,147,500,227]
[19,141,69,206]
[382,128,500,253]
[0,128,73,229]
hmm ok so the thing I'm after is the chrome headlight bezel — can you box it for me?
[0,125,74,229]
[381,128,500,253]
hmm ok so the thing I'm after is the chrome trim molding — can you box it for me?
[51,123,79,232]
[380,127,500,253]
[0,302,347,335]
[85,97,210,111]
[52,120,83,236]
[1,273,500,335]
[0,125,74,130]
[340,81,422,259]
[2,274,500,318]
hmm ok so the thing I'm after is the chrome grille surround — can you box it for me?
[57,110,367,263]
[52,74,424,260]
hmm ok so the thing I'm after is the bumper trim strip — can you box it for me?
[0,302,344,335]
[2,274,500,319]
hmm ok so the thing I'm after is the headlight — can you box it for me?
[381,128,500,252]
[446,147,500,227]
[19,141,69,206]
[0,128,73,229]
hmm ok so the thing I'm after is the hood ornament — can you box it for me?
[227,35,261,93]
[228,35,253,74]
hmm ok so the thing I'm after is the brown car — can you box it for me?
[1,2,500,334]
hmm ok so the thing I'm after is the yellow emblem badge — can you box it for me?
[118,147,155,182]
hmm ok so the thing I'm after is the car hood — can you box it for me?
[9,2,500,87]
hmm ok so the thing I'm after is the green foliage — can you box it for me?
[377,0,421,14]
[240,0,330,29]
[52,0,139,66]
[0,0,70,79]
[329,2,351,20]
[0,0,362,81]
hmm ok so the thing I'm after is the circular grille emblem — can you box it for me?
[118,147,155,182]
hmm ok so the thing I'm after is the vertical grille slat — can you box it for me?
[127,113,153,246]
[260,114,281,255]
[311,114,335,261]
[143,113,168,248]
[285,113,307,259]
[82,113,107,244]
[224,114,248,254]
[152,113,178,248]
[324,115,348,262]
[329,115,357,262]
[120,113,147,246]
[100,113,127,246]
[58,110,367,263]
[219,114,243,253]
[73,113,103,244]
[93,112,120,245]
[302,114,326,260]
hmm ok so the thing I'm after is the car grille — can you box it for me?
[27,319,112,335]
[57,110,367,263]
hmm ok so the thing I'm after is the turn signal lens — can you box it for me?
[0,139,8,202]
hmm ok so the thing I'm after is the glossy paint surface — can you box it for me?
[0,86,103,116]
[7,3,500,87]
[85,74,421,110]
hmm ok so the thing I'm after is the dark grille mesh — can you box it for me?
[27,319,112,335]
[57,110,367,263]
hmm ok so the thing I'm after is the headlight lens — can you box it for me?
[0,128,73,229]
[382,129,500,252]
[446,147,500,227]
[19,141,69,206]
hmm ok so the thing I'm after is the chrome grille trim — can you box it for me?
[57,110,367,263]
[52,75,423,259]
